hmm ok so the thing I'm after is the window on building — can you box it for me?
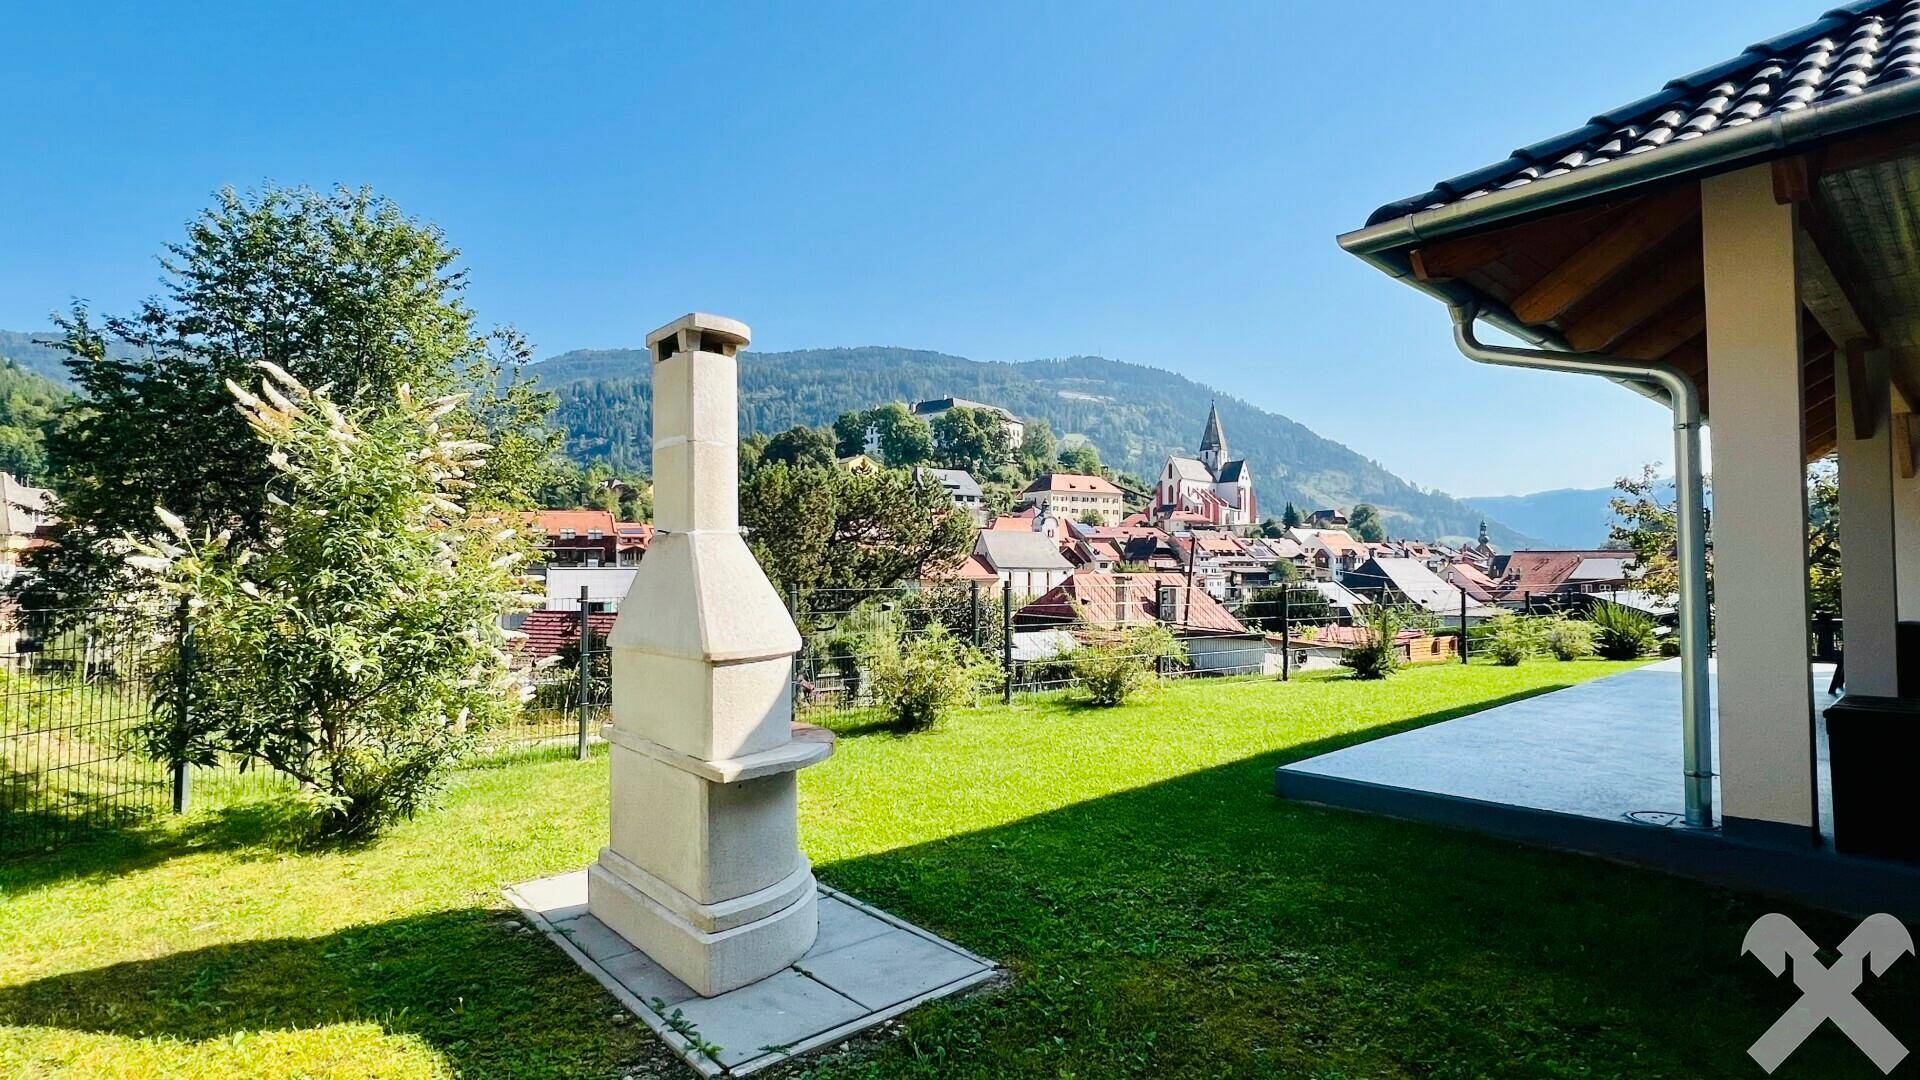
[558,529,576,540]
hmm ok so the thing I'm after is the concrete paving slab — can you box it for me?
[1280,660,1835,838]
[813,895,893,954]
[671,969,867,1068]
[801,925,992,1010]
[550,912,639,964]
[506,874,998,1076]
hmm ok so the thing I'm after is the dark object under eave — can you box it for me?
[1823,692,1920,863]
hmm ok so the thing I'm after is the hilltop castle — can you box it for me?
[1153,402,1255,528]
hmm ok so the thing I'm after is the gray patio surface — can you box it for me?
[505,872,998,1077]
[1279,659,1837,840]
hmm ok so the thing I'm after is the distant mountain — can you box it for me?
[1463,480,1687,549]
[0,331,77,387]
[535,345,1543,547]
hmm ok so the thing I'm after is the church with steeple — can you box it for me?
[1152,402,1256,529]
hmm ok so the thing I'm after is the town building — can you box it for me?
[1153,403,1256,528]
[1022,472,1124,526]
[974,529,1074,595]
[908,396,1025,447]
[1342,555,1502,620]
[916,467,987,524]
[0,472,52,583]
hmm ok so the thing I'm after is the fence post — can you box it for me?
[787,583,802,707]
[172,596,192,814]
[1279,585,1291,682]
[970,580,981,649]
[576,586,592,760]
[1001,581,1013,704]
[1524,591,1534,616]
[1459,587,1469,664]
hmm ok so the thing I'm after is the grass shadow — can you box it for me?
[0,907,654,1077]
[0,795,312,893]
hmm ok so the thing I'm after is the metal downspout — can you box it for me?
[1450,302,1716,829]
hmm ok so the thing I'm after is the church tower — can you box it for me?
[1199,401,1227,476]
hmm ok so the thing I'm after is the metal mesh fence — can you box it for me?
[0,606,174,857]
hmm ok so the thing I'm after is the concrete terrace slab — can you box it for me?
[1279,659,1835,838]
[506,871,999,1076]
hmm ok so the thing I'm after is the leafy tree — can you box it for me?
[1608,465,1685,605]
[1253,517,1286,539]
[1347,503,1387,543]
[1057,443,1102,475]
[831,410,870,459]
[1018,419,1058,476]
[538,457,651,521]
[762,424,838,470]
[130,366,534,840]
[0,360,64,482]
[1246,583,1331,630]
[868,403,933,466]
[1281,501,1303,529]
[28,185,556,610]
[1077,509,1106,526]
[1807,456,1840,618]
[741,463,972,602]
[931,406,1010,473]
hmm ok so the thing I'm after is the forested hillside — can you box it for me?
[0,345,68,481]
[536,346,1536,545]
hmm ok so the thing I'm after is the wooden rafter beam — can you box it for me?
[1561,240,1703,351]
[1407,201,1621,282]
[1773,117,1920,200]
[1508,185,1701,325]
[1614,297,1706,362]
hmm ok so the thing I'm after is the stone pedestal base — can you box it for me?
[588,850,819,997]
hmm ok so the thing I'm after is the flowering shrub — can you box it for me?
[129,364,536,840]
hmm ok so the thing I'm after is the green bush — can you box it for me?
[1071,622,1187,707]
[869,623,996,733]
[1590,601,1657,660]
[1541,615,1597,661]
[1480,613,1539,666]
[1340,605,1407,680]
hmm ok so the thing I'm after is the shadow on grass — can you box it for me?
[0,796,312,893]
[10,674,1909,1076]
[0,907,649,1077]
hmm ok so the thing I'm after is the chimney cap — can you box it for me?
[645,312,752,352]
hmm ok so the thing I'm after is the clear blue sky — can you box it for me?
[2,1,1823,496]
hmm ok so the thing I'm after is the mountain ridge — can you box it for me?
[534,344,1544,546]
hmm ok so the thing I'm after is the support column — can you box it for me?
[1894,412,1920,620]
[1701,166,1818,845]
[1836,344,1900,694]
[589,313,831,997]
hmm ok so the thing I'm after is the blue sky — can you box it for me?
[2,1,1823,496]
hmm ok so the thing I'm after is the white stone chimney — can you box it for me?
[588,313,831,997]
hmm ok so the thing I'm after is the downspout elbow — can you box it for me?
[1446,301,1697,421]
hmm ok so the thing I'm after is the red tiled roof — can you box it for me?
[515,609,616,663]
[986,515,1035,531]
[1495,550,1623,595]
[921,553,999,583]
[1017,571,1246,634]
[523,509,618,537]
[1024,472,1122,496]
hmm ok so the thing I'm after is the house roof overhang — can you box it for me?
[1339,3,1920,461]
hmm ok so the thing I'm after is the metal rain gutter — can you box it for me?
[1449,302,1715,829]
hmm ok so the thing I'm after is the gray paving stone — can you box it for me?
[668,968,866,1068]
[551,913,638,963]
[601,948,698,1007]
[513,869,589,919]
[812,896,893,954]
[508,877,998,1075]
[800,926,990,1010]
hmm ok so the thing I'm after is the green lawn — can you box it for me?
[2,661,1913,1077]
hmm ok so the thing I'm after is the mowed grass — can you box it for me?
[2,661,1913,1077]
